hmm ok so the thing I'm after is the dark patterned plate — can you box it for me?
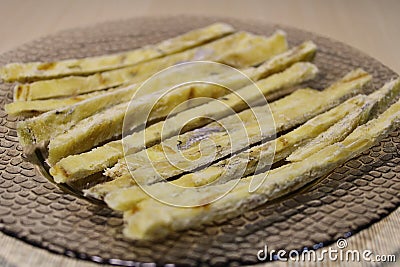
[0,16,399,267]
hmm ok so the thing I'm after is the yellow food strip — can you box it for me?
[0,23,235,82]
[5,88,118,117]
[288,78,400,161]
[17,41,314,146]
[14,31,288,100]
[18,84,136,146]
[122,95,400,240]
[87,68,371,199]
[104,95,368,211]
[50,62,318,182]
[107,68,371,183]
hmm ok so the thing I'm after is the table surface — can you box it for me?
[0,0,399,266]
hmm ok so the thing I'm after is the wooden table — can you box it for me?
[0,0,399,266]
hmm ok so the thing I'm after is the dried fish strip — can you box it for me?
[0,23,235,82]
[107,69,370,184]
[104,95,368,211]
[51,62,318,182]
[5,88,118,117]
[105,78,399,209]
[122,96,400,240]
[85,69,370,198]
[288,78,400,162]
[15,31,288,100]
[17,41,314,145]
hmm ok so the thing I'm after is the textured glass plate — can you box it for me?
[0,16,399,266]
